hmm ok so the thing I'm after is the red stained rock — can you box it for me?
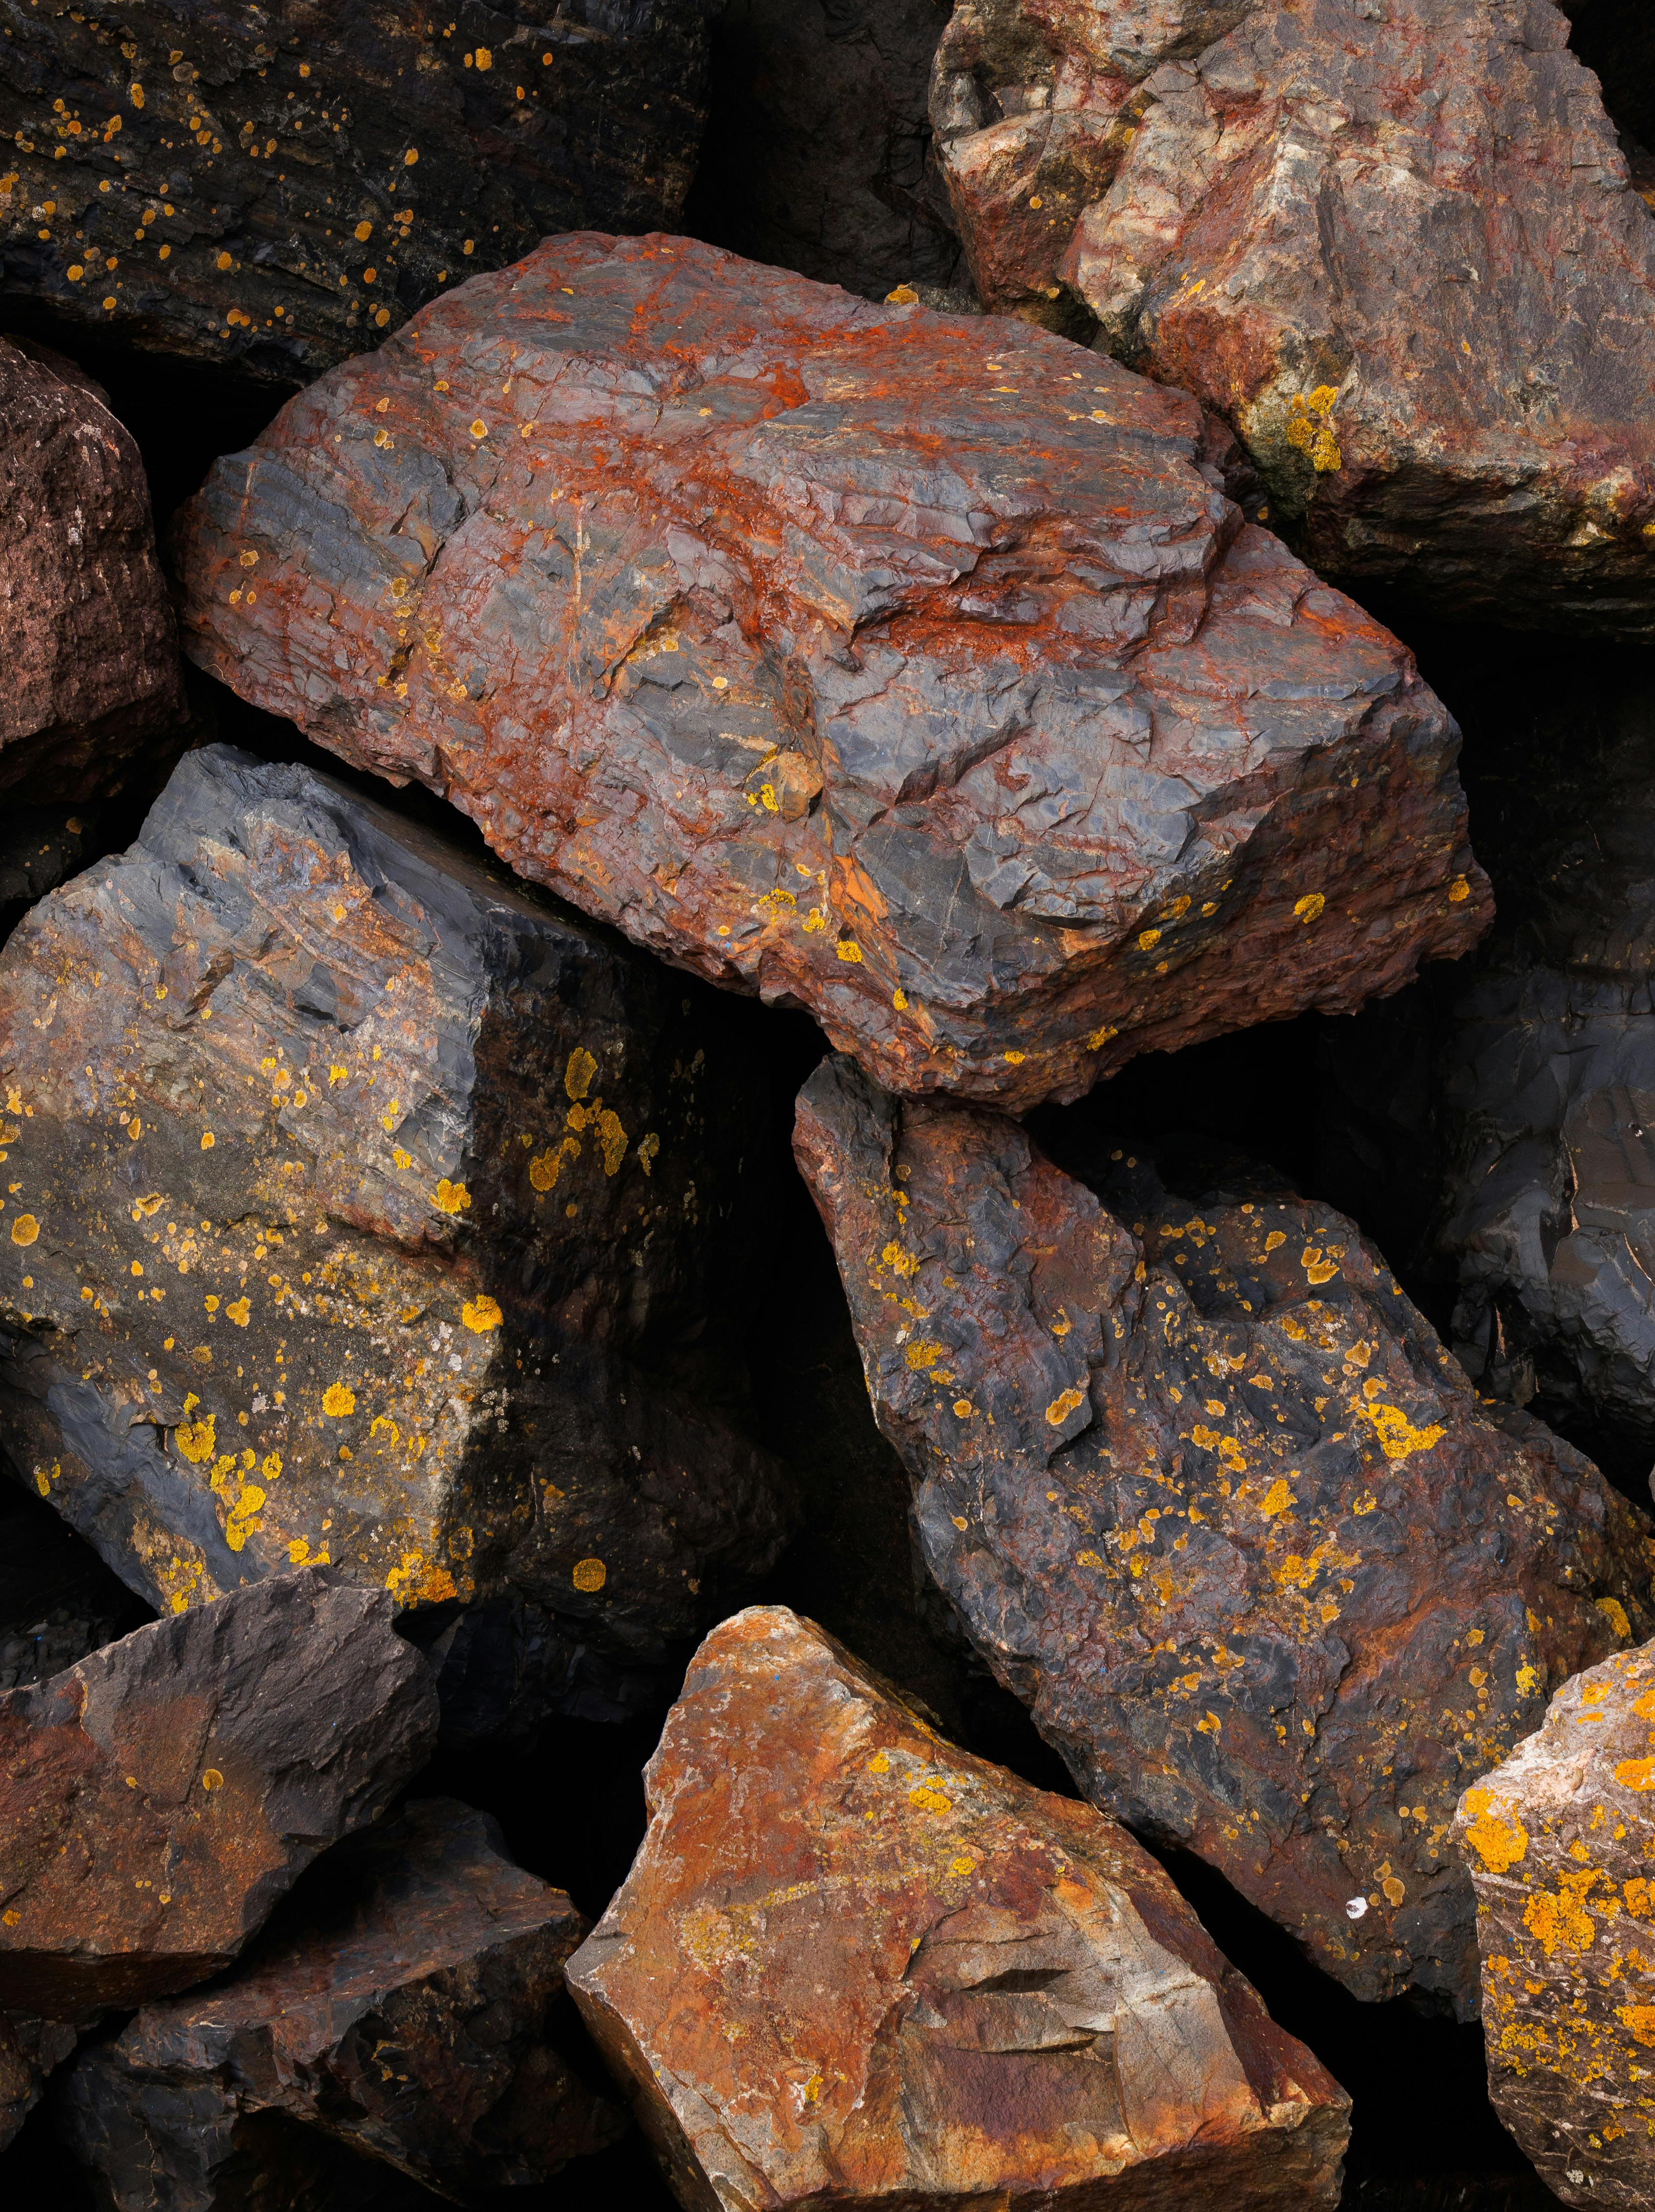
[793,1055,1655,2011]
[930,0,1655,629]
[567,1604,1351,2211]
[174,231,1487,1113]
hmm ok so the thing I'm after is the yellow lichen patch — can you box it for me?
[1461,1786,1528,1873]
[565,1047,598,1100]
[1138,928,1162,952]
[868,1751,890,1774]
[175,1414,216,1463]
[1597,1596,1633,1641]
[1046,1385,1087,1426]
[572,1556,607,1592]
[10,1214,38,1245]
[882,1241,920,1278]
[1263,1230,1286,1254]
[597,1107,627,1176]
[431,1178,471,1215]
[836,939,864,963]
[225,1297,250,1327]
[223,1483,266,1553]
[386,1550,458,1604]
[1615,1759,1655,1792]
[1361,1402,1446,1461]
[201,1131,215,1149]
[1301,1245,1339,1285]
[1086,1025,1119,1050]
[1448,875,1471,904]
[906,1340,946,1371]
[637,1132,660,1175]
[201,1768,223,1792]
[321,1382,356,1418]
[1260,1479,1295,1519]
[908,1784,952,1815]
[1293,893,1326,924]
[1524,1871,1600,1957]
[1619,2005,1655,2048]
[462,1294,503,1334]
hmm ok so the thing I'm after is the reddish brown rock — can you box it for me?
[793,1055,1655,2011]
[567,1604,1350,2211]
[0,336,182,799]
[0,1567,437,2019]
[175,231,1488,1114]
[930,0,1655,629]
[1453,1639,1655,2208]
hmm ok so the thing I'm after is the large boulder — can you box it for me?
[568,1604,1351,2212]
[0,0,711,381]
[174,231,1489,1115]
[929,0,1655,630]
[0,1568,437,2019]
[0,743,789,1741]
[793,1055,1655,2013]
[0,337,182,798]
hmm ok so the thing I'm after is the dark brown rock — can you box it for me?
[0,0,711,381]
[793,1054,1655,2012]
[175,230,1488,1114]
[930,0,1655,630]
[0,742,789,1741]
[0,336,182,798]
[568,1604,1351,2211]
[0,1566,437,2019]
[0,1480,150,1695]
[0,2011,76,2151]
[57,1797,620,2208]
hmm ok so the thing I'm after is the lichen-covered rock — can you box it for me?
[0,743,789,1740]
[930,0,1655,630]
[1453,1638,1655,2208]
[0,0,711,381]
[0,1567,437,2019]
[0,337,182,798]
[175,231,1488,1113]
[57,1797,621,2208]
[568,1604,1351,2212]
[794,1055,1655,2012]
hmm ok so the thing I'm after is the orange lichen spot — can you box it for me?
[469,417,487,439]
[1597,1596,1633,1640]
[867,1750,890,1773]
[597,1107,627,1176]
[1004,1049,1026,1065]
[1301,1245,1339,1284]
[882,1241,920,1278]
[226,1297,250,1327]
[1293,893,1326,924]
[1046,1385,1086,1425]
[1448,875,1471,904]
[1263,1230,1286,1253]
[201,1131,215,1149]
[565,1047,598,1101]
[1085,1024,1119,1050]
[572,1556,607,1593]
[1362,1403,1446,1461]
[1260,1479,1295,1519]
[175,1414,216,1463]
[906,1340,945,1371]
[1524,1874,1599,1956]
[201,1768,223,1791]
[10,1214,38,1246]
[1461,1787,1528,1873]
[952,1400,974,1419]
[886,283,919,304]
[431,1178,471,1215]
[473,44,492,66]
[908,1784,952,1815]
[1138,928,1162,952]
[949,1854,975,1875]
[462,1294,503,1334]
[262,1453,283,1480]
[836,938,864,963]
[1619,2005,1655,2048]
[1382,1876,1406,1907]
[321,1382,356,1418]
[1616,1759,1655,1792]
[892,987,909,1010]
[1076,1548,1104,1568]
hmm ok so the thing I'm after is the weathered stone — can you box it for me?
[57,1796,620,2208]
[1453,1637,1655,2208]
[930,0,1655,630]
[0,2011,76,2152]
[0,0,711,381]
[794,1055,1655,2012]
[568,1604,1351,2211]
[175,231,1489,1114]
[0,742,789,1739]
[0,1566,437,2018]
[0,336,182,799]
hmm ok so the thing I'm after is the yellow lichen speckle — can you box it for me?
[1615,1758,1655,1791]
[1460,1786,1529,1873]
[572,1556,607,1593]
[1046,1385,1086,1426]
[432,1178,471,1215]
[1362,1402,1446,1461]
[175,1414,217,1463]
[462,1294,503,1333]
[321,1382,356,1418]
[1597,1596,1633,1641]
[565,1048,598,1101]
[1293,893,1326,924]
[908,1784,952,1814]
[10,1214,38,1246]
[201,1768,223,1791]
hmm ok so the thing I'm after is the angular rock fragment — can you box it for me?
[930,0,1655,629]
[57,1797,620,2207]
[0,0,711,380]
[176,231,1488,1112]
[0,337,182,798]
[568,1604,1350,2211]
[1453,1638,1655,2208]
[0,743,788,1737]
[0,1567,437,2018]
[794,1055,1655,2010]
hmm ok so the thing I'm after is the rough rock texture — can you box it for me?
[794,1055,1655,2012]
[0,2010,76,2151]
[176,230,1489,1114]
[57,1797,620,2208]
[568,1604,1350,2212]
[0,1567,437,2018]
[0,0,711,381]
[0,742,788,1739]
[0,336,182,798]
[930,0,1655,630]
[1453,1638,1655,2208]
[0,1481,150,1694]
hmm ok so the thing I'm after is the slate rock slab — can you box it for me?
[930,0,1655,630]
[0,1567,437,2019]
[794,1055,1655,2012]
[174,230,1488,1114]
[568,1604,1351,2212]
[0,742,788,1739]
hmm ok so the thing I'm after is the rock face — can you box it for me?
[0,742,788,1739]
[568,1604,1351,2212]
[1453,1638,1655,2209]
[0,1568,437,2018]
[794,1055,1655,2012]
[930,0,1655,630]
[176,230,1489,1114]
[0,337,182,799]
[0,0,711,382]
[57,1797,621,2208]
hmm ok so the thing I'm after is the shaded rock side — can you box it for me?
[0,1480,151,1694]
[0,0,711,382]
[0,2010,76,2151]
[793,1054,1655,2013]
[0,742,789,1740]
[568,1603,1350,2212]
[174,229,1489,1115]
[930,0,1655,630]
[0,336,182,799]
[57,1797,621,2208]
[0,1566,437,2018]
[1453,1638,1655,2209]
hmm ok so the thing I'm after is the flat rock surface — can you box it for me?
[568,1604,1350,2212]
[931,0,1655,629]
[794,1055,1655,2012]
[0,742,788,1739]
[0,1567,437,2018]
[175,231,1488,1113]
